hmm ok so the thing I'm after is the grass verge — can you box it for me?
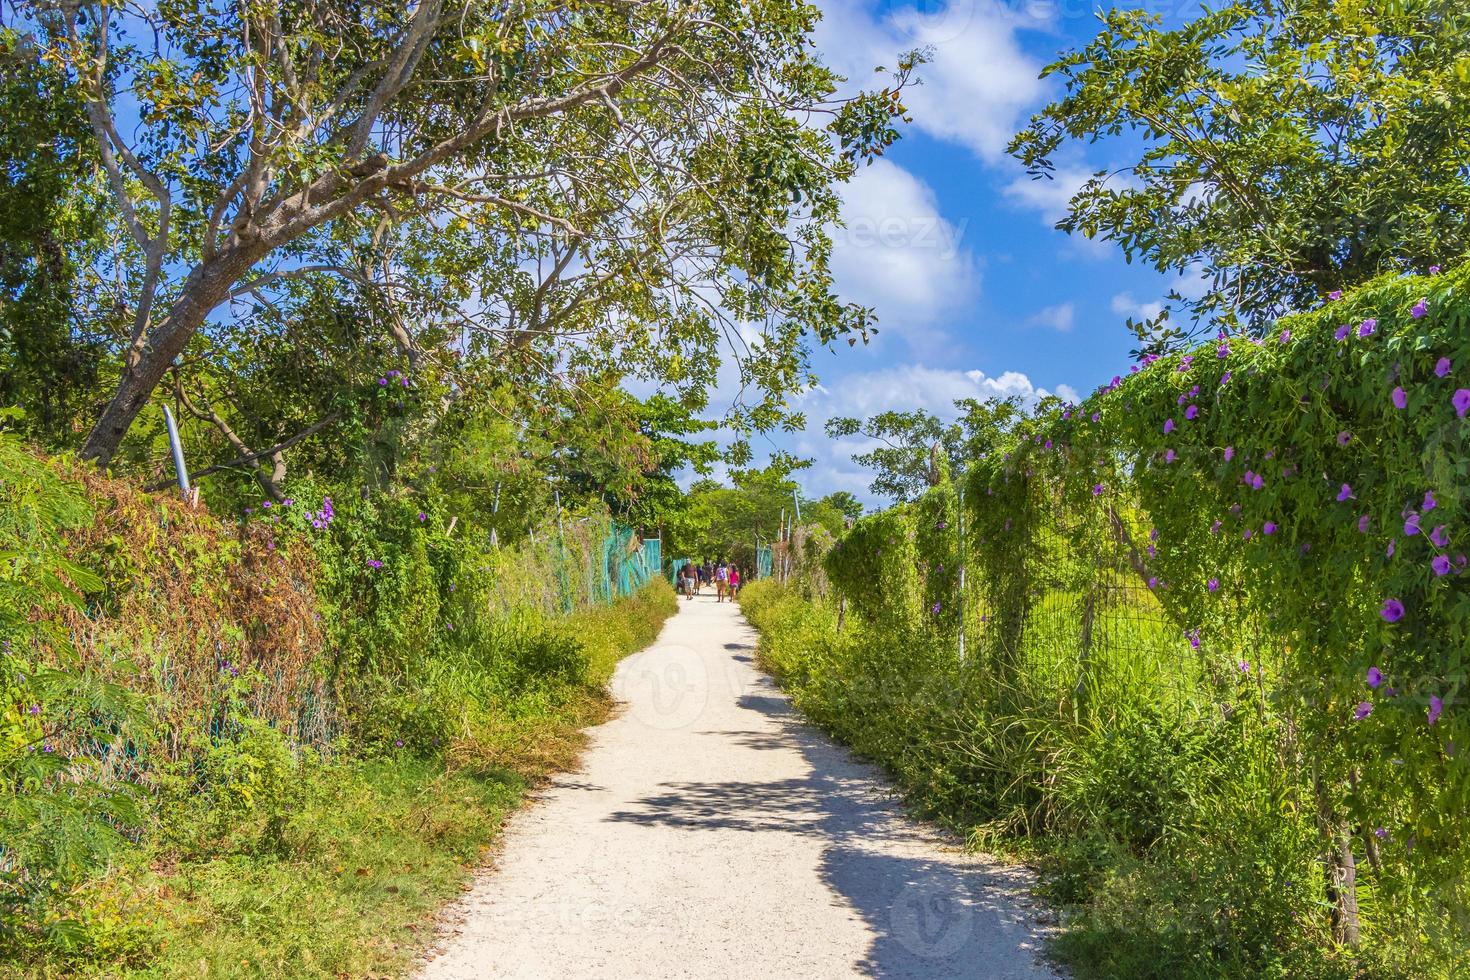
[14,582,677,979]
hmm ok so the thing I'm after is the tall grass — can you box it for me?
[740,579,1448,978]
[1,438,678,974]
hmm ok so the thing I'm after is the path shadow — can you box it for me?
[606,676,1051,978]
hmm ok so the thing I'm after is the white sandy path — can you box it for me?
[418,594,1060,980]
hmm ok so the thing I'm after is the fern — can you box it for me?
[0,414,144,948]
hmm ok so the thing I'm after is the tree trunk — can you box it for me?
[1314,770,1362,946]
[82,248,262,467]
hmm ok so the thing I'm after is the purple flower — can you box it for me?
[1249,472,1265,490]
[1411,299,1428,319]
[367,558,383,569]
[1431,525,1449,548]
[1164,418,1176,434]
[1455,389,1470,418]
[1147,544,1157,558]
[1238,660,1251,674]
[1217,343,1230,358]
[1243,528,1253,540]
[1186,629,1201,649]
[1437,357,1453,377]
[1280,330,1292,343]
[1380,598,1405,622]
[1404,513,1421,536]
[1358,319,1377,337]
[395,739,404,747]
[1091,412,1100,422]
[1220,371,1232,385]
[1149,528,1159,541]
[1354,701,1373,720]
[418,512,427,521]
[1367,667,1383,689]
[1387,538,1396,558]
[1335,324,1351,341]
[1211,520,1222,535]
[262,501,272,509]
[1358,515,1371,533]
[378,378,388,386]
[1336,431,1351,446]
[1165,449,1177,463]
[1207,577,1219,593]
[1392,386,1407,409]
[1223,446,1235,461]
[1263,521,1278,535]
[931,602,942,614]
[1147,577,1158,590]
[1328,290,1343,301]
[1374,827,1389,841]
[1092,483,1104,496]
[1185,405,1199,420]
[1423,491,1437,512]
[1433,555,1452,576]
[1337,484,1354,502]
[1429,695,1444,726]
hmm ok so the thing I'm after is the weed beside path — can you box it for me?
[11,585,676,979]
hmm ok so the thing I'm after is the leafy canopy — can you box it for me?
[1010,0,1470,350]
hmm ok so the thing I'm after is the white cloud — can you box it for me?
[792,362,1074,503]
[830,159,977,345]
[1029,301,1074,332]
[815,0,1047,163]
[1110,291,1166,323]
[1002,165,1093,225]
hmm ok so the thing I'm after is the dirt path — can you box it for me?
[418,594,1059,979]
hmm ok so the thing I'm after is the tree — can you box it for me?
[0,28,107,446]
[825,409,962,503]
[1009,0,1470,348]
[11,0,914,466]
[828,397,1026,503]
[819,491,864,523]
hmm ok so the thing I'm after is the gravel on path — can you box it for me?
[417,594,1060,979]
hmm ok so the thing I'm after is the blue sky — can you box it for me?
[756,0,1203,504]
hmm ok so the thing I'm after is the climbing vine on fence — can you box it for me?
[968,264,1470,948]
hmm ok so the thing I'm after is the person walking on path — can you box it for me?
[714,561,730,602]
[728,564,741,599]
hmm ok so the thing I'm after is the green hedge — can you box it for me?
[0,437,675,968]
[755,266,1470,978]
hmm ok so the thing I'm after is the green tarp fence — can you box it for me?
[550,521,661,612]
[756,545,773,579]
